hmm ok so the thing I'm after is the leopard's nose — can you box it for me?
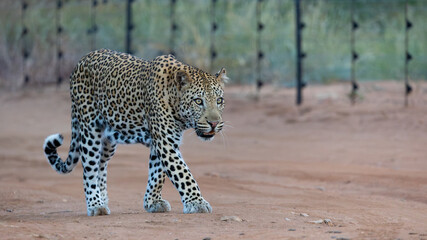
[207,121,218,128]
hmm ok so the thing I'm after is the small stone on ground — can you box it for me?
[220,216,243,222]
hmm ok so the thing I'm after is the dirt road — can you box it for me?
[1,81,426,239]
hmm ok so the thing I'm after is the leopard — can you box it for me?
[43,48,228,216]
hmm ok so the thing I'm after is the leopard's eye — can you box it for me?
[217,97,224,105]
[194,98,203,105]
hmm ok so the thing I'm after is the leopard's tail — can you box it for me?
[43,118,80,174]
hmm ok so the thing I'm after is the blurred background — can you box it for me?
[0,0,426,90]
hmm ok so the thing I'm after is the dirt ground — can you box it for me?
[0,81,426,240]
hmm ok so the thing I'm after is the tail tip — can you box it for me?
[44,133,64,150]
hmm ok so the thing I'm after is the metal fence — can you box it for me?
[0,0,426,104]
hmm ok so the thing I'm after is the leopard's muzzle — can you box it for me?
[195,120,224,141]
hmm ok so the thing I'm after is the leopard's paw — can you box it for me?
[87,205,110,216]
[144,199,171,213]
[183,199,212,214]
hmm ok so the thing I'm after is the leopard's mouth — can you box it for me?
[203,130,215,136]
[195,129,216,140]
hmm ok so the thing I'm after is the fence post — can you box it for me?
[210,0,217,72]
[89,0,98,50]
[169,0,177,55]
[256,0,264,97]
[125,0,133,54]
[404,0,413,107]
[350,0,359,105]
[21,0,30,86]
[56,0,64,85]
[295,0,306,105]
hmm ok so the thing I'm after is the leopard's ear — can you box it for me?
[215,67,228,84]
[175,70,192,90]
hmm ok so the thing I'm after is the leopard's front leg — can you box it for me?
[143,147,171,213]
[151,137,212,214]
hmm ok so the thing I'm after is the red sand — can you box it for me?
[1,81,426,239]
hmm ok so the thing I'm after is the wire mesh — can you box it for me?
[0,0,425,91]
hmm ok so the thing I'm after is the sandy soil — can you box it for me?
[0,81,426,240]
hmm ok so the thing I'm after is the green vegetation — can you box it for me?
[0,0,425,89]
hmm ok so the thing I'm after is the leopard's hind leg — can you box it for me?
[97,133,116,207]
[80,122,110,216]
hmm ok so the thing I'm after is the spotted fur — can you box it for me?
[43,49,227,216]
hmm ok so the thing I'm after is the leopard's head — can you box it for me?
[175,67,228,141]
